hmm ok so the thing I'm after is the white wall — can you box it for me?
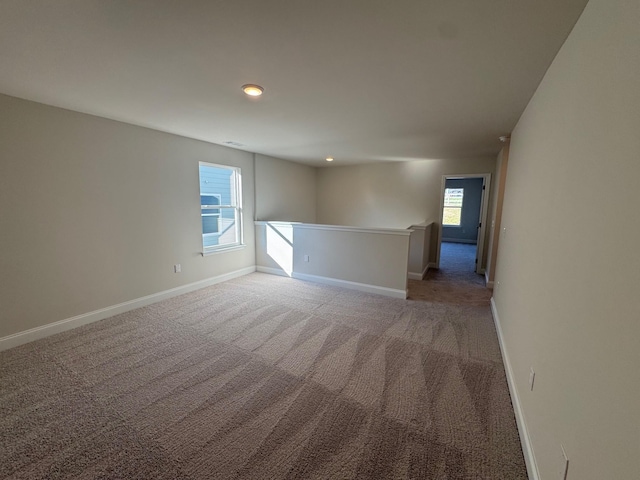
[255,153,316,222]
[316,158,496,265]
[493,0,640,478]
[0,94,255,339]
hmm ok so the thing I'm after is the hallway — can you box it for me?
[408,242,491,306]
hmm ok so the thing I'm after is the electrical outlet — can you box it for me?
[529,368,535,391]
[174,264,181,273]
[559,445,569,480]
[303,255,310,262]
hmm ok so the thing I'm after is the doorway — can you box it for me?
[435,174,491,276]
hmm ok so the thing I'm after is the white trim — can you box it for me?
[295,224,413,236]
[256,265,291,278]
[490,297,540,480]
[254,221,412,237]
[408,263,430,281]
[0,266,256,352]
[436,173,491,275]
[254,220,301,227]
[201,243,246,256]
[292,272,407,299]
[408,222,434,231]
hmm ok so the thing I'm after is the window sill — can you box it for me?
[201,244,246,256]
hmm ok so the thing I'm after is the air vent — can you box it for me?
[224,141,244,147]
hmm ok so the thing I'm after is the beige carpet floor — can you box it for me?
[1,271,526,479]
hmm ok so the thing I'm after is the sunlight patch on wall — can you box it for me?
[266,223,294,276]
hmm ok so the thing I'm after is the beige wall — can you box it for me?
[316,158,496,266]
[293,225,409,293]
[0,94,256,338]
[255,154,316,223]
[408,223,432,279]
[493,0,640,478]
[255,222,410,296]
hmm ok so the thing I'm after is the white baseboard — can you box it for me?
[0,266,256,352]
[408,263,430,281]
[490,297,539,480]
[292,272,407,299]
[256,265,292,277]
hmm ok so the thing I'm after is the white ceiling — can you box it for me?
[0,0,588,166]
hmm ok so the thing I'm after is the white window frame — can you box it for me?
[199,162,244,255]
[442,187,464,227]
[201,193,222,237]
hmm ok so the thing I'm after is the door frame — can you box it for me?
[435,173,492,274]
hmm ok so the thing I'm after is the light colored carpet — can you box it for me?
[1,272,526,479]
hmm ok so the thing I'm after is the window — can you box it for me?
[443,187,464,226]
[201,194,221,234]
[199,162,243,253]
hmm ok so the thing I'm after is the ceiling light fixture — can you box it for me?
[326,157,334,162]
[242,84,264,97]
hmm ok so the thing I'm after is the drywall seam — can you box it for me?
[491,297,540,480]
[0,266,256,352]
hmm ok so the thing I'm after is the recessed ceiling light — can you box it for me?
[242,84,264,97]
[326,157,334,162]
